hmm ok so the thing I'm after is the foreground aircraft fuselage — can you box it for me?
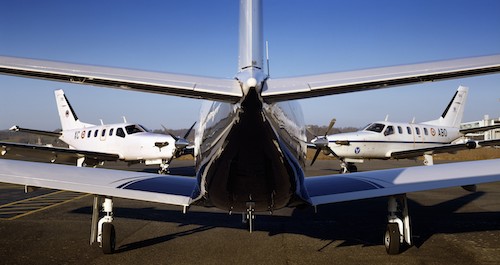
[193,1,309,212]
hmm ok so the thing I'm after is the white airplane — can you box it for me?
[2,89,194,173]
[310,86,500,173]
[1,0,500,255]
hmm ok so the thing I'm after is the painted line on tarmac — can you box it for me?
[0,190,90,220]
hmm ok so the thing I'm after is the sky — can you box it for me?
[0,0,499,130]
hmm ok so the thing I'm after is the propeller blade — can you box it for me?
[306,126,317,138]
[310,149,321,166]
[324,118,336,136]
[161,125,180,141]
[183,122,197,139]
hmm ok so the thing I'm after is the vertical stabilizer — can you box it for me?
[423,86,468,127]
[54,89,93,130]
[238,0,263,71]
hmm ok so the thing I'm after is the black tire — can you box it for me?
[348,164,358,173]
[102,223,116,254]
[384,223,400,255]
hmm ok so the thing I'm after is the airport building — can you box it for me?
[460,115,500,140]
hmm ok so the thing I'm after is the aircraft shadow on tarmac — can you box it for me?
[71,190,499,253]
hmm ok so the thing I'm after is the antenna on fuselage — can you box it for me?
[384,115,389,122]
[266,40,270,77]
[122,116,127,123]
[100,119,104,125]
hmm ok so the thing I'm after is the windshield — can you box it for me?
[364,123,386,133]
[125,124,147,135]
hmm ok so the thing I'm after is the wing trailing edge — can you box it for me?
[0,55,243,103]
[263,54,500,102]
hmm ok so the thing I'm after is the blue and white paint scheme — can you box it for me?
[1,0,500,255]
[4,89,194,173]
[310,86,500,173]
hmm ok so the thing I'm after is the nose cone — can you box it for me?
[311,136,329,149]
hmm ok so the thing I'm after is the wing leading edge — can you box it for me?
[305,158,500,206]
[0,159,196,206]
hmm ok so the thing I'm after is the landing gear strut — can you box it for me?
[90,196,116,254]
[158,161,170,174]
[242,201,256,233]
[384,195,411,254]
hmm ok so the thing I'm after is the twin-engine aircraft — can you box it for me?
[310,86,500,173]
[1,0,500,255]
[2,89,194,173]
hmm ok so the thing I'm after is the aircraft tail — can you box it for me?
[423,86,468,128]
[54,89,93,130]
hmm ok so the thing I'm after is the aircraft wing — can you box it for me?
[0,158,195,206]
[390,139,500,159]
[263,54,500,102]
[9,125,62,138]
[0,141,119,165]
[305,158,500,206]
[0,55,242,103]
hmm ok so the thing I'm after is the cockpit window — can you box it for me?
[364,123,386,133]
[125,124,146,135]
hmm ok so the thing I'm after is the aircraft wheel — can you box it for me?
[102,223,116,254]
[348,164,357,173]
[384,223,400,255]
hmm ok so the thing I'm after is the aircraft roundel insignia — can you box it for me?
[354,147,361,154]
[430,128,436,136]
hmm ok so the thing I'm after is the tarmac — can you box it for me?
[0,159,499,265]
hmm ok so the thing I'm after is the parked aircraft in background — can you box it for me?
[1,0,500,255]
[2,89,194,173]
[310,86,500,173]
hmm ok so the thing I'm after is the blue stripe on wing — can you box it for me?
[305,174,389,197]
[119,176,197,197]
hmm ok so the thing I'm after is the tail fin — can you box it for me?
[423,86,468,128]
[54,89,93,130]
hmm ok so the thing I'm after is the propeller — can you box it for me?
[309,118,343,166]
[161,122,196,157]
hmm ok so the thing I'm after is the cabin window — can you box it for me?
[102,129,106,137]
[364,123,385,133]
[397,126,403,134]
[94,130,99,137]
[415,127,420,135]
[424,128,428,135]
[384,126,394,136]
[87,130,92,138]
[109,128,114,136]
[406,127,412,134]
[116,128,126,138]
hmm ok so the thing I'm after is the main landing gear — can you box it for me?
[340,162,358,174]
[90,196,116,254]
[158,162,170,174]
[384,194,412,254]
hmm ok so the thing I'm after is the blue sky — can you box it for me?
[1,0,499,130]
